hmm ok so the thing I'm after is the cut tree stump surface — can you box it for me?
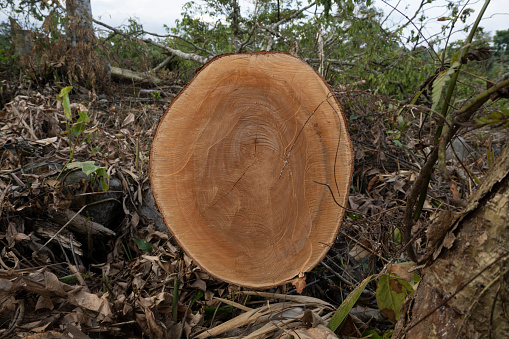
[150,52,353,288]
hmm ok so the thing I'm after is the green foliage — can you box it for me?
[327,270,419,332]
[134,238,153,254]
[100,18,166,71]
[59,273,91,284]
[393,228,401,244]
[494,29,509,54]
[476,108,509,129]
[327,275,375,331]
[66,161,109,192]
[170,0,434,98]
[57,86,91,162]
[0,22,12,66]
[56,86,109,190]
[57,86,73,119]
[0,0,54,22]
[376,274,415,322]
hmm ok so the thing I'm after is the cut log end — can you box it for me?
[150,52,354,288]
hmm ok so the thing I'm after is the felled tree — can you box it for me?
[150,52,353,289]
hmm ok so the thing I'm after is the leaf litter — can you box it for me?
[0,84,503,338]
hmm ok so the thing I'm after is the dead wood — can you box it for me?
[50,209,116,236]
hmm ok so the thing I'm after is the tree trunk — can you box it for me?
[9,17,32,56]
[150,52,354,289]
[66,0,94,46]
[394,146,509,338]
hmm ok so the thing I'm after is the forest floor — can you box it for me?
[0,76,504,338]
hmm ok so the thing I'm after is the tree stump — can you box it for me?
[150,52,353,288]
[393,146,509,338]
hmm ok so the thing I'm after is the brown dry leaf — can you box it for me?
[387,262,416,282]
[355,148,365,160]
[155,292,173,314]
[23,331,68,338]
[443,231,456,249]
[367,175,379,192]
[450,181,460,203]
[18,319,52,332]
[131,211,140,227]
[185,312,204,337]
[371,125,381,144]
[139,304,165,338]
[6,222,21,247]
[393,178,406,193]
[191,278,207,291]
[65,324,93,339]
[339,313,364,337]
[349,196,360,210]
[300,309,325,328]
[349,241,372,261]
[289,325,338,339]
[291,274,306,294]
[44,271,68,296]
[68,289,113,320]
[35,295,54,311]
[123,112,135,126]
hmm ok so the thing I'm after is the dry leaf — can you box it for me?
[387,262,416,282]
[291,274,306,294]
[290,325,338,338]
[35,295,54,311]
[443,231,456,249]
[349,241,372,261]
[450,182,460,203]
[123,112,135,126]
[191,278,207,291]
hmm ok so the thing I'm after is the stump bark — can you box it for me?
[394,146,509,338]
[150,52,353,288]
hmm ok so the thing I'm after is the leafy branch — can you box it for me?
[403,71,509,262]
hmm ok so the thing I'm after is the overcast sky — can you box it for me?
[2,0,508,42]
[92,0,507,39]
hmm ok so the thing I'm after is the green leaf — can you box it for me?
[451,43,471,65]
[431,70,449,111]
[135,238,153,254]
[376,274,415,323]
[59,273,90,284]
[413,273,421,286]
[393,228,401,244]
[77,110,90,123]
[56,86,73,120]
[96,167,109,191]
[66,161,103,176]
[190,290,204,309]
[327,275,375,331]
[397,116,405,130]
[409,90,424,105]
[362,330,383,339]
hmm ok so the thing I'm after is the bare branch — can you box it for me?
[259,1,316,50]
[92,18,211,64]
[379,0,439,61]
[153,55,174,73]
[136,30,215,56]
[267,2,316,31]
